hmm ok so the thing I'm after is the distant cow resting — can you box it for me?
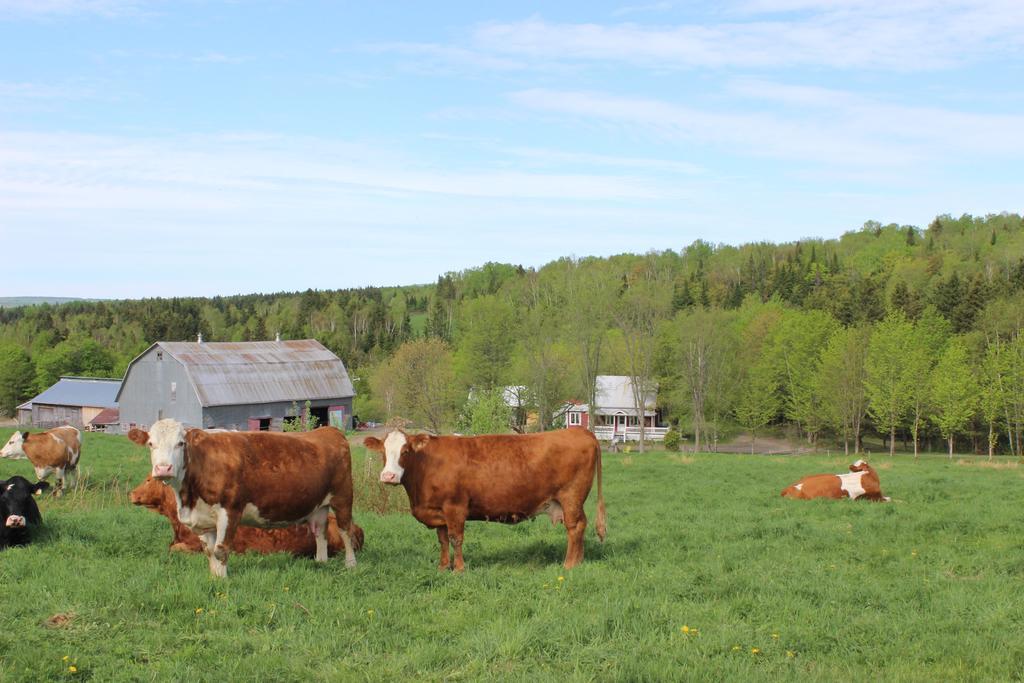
[130,475,364,556]
[363,427,606,572]
[1,426,81,495]
[128,420,360,577]
[781,460,890,501]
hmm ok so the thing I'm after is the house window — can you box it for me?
[568,412,581,426]
[628,415,639,426]
[170,381,177,403]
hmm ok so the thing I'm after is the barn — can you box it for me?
[116,339,355,432]
[17,376,121,429]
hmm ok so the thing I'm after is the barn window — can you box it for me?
[157,351,163,361]
[170,382,177,403]
[568,412,581,426]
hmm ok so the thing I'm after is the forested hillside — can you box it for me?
[2,212,1023,455]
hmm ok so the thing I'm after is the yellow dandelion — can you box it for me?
[367,609,374,616]
[194,608,203,614]
[283,586,290,592]
[558,576,565,582]
[69,666,78,673]
[732,645,740,651]
[751,647,761,655]
[681,625,690,633]
[772,633,779,639]
[62,656,69,662]
[787,651,796,658]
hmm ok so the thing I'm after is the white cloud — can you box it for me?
[0,0,142,17]
[474,2,1024,71]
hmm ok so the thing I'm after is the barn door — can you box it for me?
[247,418,261,432]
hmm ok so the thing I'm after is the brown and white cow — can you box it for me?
[363,427,606,572]
[128,419,359,577]
[1,426,82,495]
[781,459,890,501]
[130,475,364,556]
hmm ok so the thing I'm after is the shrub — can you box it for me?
[663,427,682,452]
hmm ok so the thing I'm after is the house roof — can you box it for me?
[565,375,657,417]
[90,407,120,425]
[29,376,121,409]
[117,339,355,408]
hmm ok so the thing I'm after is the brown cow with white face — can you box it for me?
[128,419,359,577]
[130,475,364,556]
[1,426,81,495]
[781,459,890,501]
[364,427,606,572]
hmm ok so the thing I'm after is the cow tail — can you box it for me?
[595,445,607,543]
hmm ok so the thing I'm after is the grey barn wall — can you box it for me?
[203,397,354,431]
[31,404,82,428]
[118,347,202,428]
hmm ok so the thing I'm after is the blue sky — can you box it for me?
[1,1,1022,298]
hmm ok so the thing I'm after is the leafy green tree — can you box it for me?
[34,335,116,390]
[734,360,779,454]
[815,326,870,455]
[0,343,35,417]
[452,295,517,390]
[283,400,320,432]
[383,338,457,433]
[455,387,512,435]
[865,312,916,455]
[929,338,980,458]
[906,308,951,457]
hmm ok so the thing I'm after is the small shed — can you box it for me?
[89,407,121,433]
[21,376,121,429]
[116,339,356,432]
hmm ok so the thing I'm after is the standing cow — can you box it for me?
[363,427,606,572]
[130,474,364,557]
[1,426,82,495]
[128,419,359,577]
[781,459,890,501]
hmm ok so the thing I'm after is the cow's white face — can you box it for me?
[0,432,26,459]
[379,431,408,485]
[849,459,869,472]
[147,419,189,481]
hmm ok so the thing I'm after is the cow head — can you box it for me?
[129,419,189,481]
[364,431,429,485]
[0,431,28,459]
[849,459,871,473]
[129,476,166,509]
[0,476,48,530]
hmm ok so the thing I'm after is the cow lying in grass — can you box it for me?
[130,475,364,556]
[1,476,51,548]
[781,459,890,501]
[1,426,81,495]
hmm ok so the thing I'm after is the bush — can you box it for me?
[455,387,512,435]
[663,427,682,452]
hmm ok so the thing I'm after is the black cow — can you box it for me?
[0,476,50,548]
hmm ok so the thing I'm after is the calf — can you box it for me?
[128,419,358,577]
[130,475,364,556]
[1,426,82,495]
[781,459,890,501]
[364,427,606,572]
[0,476,51,548]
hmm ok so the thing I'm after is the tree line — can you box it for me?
[1,213,1022,456]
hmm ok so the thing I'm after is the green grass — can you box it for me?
[2,431,1023,681]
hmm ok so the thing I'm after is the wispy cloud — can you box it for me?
[359,42,527,74]
[475,2,1024,71]
[0,0,142,18]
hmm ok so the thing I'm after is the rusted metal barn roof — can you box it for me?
[120,339,355,407]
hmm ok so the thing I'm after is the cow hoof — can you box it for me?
[345,557,357,568]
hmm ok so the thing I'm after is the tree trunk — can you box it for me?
[912,415,920,460]
[988,421,995,461]
[948,434,954,459]
[890,424,896,456]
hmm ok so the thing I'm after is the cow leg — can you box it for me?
[308,507,330,562]
[436,527,451,571]
[562,504,588,570]
[54,467,66,497]
[209,507,239,578]
[443,505,467,572]
[328,499,357,568]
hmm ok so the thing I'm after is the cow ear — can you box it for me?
[408,434,430,451]
[32,481,51,495]
[127,428,149,446]
[187,429,206,447]
[363,436,384,453]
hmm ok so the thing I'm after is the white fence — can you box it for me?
[592,425,669,442]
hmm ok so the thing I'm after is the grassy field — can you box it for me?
[1,430,1023,681]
